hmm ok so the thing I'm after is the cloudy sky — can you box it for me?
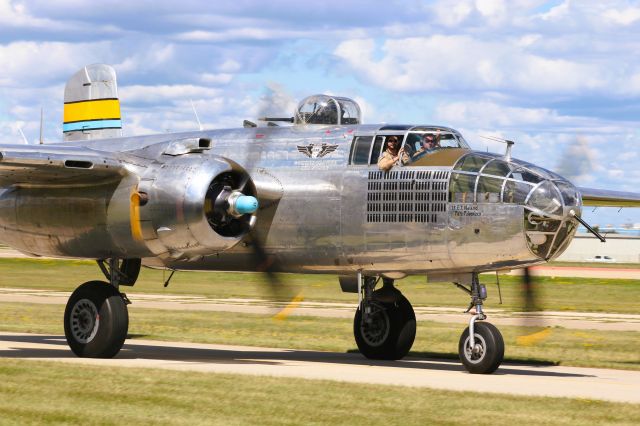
[1,0,639,227]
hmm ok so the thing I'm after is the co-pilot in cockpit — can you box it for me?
[403,132,463,161]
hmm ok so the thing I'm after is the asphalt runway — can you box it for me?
[2,287,639,331]
[1,331,639,404]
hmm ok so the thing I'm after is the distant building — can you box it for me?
[557,232,640,263]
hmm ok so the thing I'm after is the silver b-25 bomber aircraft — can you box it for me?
[1,64,638,374]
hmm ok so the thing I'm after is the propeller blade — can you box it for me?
[245,228,303,319]
[515,267,552,346]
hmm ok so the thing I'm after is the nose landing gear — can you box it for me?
[459,321,504,374]
[455,273,504,374]
[353,276,416,360]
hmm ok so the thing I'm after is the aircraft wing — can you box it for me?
[0,144,128,186]
[579,187,640,207]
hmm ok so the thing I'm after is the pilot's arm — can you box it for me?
[402,143,414,159]
[399,147,409,165]
[377,151,395,171]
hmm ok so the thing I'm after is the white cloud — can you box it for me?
[115,44,176,74]
[119,85,222,104]
[0,0,65,29]
[173,28,308,43]
[0,41,107,85]
[603,6,640,26]
[200,73,233,85]
[334,34,639,96]
[475,0,507,20]
[434,101,563,128]
[218,59,242,73]
[536,0,571,21]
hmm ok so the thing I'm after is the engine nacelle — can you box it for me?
[0,154,257,260]
[135,155,257,260]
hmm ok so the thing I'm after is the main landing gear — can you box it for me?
[353,276,416,360]
[63,258,140,358]
[352,272,504,374]
[455,273,504,374]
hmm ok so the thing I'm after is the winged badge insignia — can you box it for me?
[297,143,338,158]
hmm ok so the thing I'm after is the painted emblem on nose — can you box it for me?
[297,143,338,158]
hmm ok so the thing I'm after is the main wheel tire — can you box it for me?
[64,280,129,358]
[354,290,416,360]
[458,322,504,374]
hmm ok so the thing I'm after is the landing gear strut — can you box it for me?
[455,273,504,374]
[353,275,416,360]
[63,258,139,358]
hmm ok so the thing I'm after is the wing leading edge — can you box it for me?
[0,144,127,187]
[579,187,640,207]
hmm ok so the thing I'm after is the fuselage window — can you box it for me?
[476,176,504,203]
[369,136,385,165]
[449,172,477,203]
[481,160,511,177]
[503,180,532,204]
[349,136,374,165]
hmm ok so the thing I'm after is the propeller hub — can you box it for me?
[228,192,258,217]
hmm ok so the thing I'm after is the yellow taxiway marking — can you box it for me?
[273,293,305,321]
[516,328,552,346]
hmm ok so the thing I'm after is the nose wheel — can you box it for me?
[458,321,504,374]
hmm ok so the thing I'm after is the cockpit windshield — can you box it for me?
[403,130,468,162]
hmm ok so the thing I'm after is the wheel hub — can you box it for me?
[70,298,100,344]
[360,303,390,347]
[464,334,487,364]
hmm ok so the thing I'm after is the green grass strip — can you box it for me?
[1,258,640,313]
[0,358,639,425]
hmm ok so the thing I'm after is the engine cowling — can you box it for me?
[135,155,257,260]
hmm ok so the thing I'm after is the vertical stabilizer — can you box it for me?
[63,64,122,141]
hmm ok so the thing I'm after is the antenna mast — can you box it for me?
[190,100,203,131]
[17,127,28,144]
[39,108,44,144]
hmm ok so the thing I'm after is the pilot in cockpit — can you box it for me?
[412,133,440,160]
[377,136,408,171]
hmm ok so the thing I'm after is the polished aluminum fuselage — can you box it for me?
[0,124,572,277]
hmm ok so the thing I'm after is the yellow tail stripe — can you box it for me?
[63,99,121,123]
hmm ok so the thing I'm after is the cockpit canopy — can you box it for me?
[294,94,361,126]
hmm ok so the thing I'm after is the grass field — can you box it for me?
[1,301,638,370]
[0,359,639,426]
[1,259,639,422]
[1,258,640,313]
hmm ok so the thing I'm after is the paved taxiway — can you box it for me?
[1,331,639,404]
[2,287,639,331]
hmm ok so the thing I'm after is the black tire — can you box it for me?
[354,290,416,360]
[458,322,504,374]
[64,281,128,358]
